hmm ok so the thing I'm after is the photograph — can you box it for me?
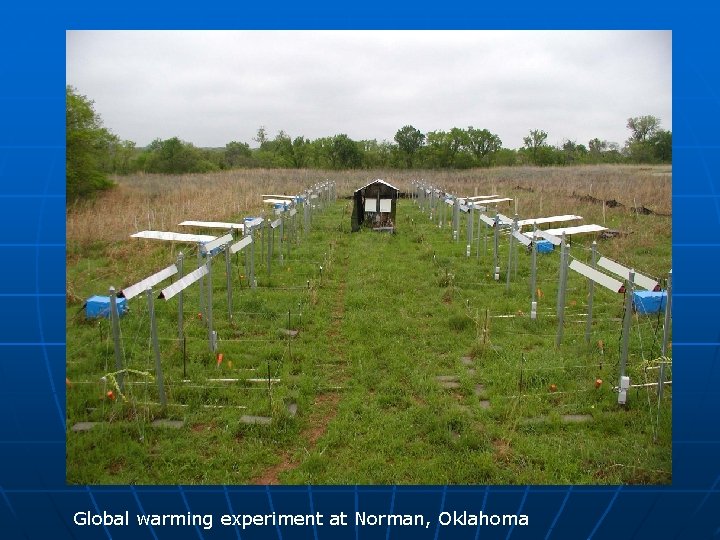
[65,30,672,486]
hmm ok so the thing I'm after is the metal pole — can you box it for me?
[513,214,519,280]
[279,212,284,266]
[250,228,256,288]
[466,204,473,257]
[147,287,167,408]
[453,196,460,242]
[555,234,568,347]
[206,259,216,352]
[493,215,500,281]
[658,270,672,401]
[619,270,635,380]
[108,286,124,392]
[197,248,205,318]
[585,241,597,343]
[530,227,538,320]
[225,238,233,321]
[177,252,184,340]
[267,223,273,276]
[476,208,481,260]
[506,217,516,291]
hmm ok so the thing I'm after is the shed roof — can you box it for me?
[354,179,399,193]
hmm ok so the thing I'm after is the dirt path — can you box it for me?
[252,244,349,485]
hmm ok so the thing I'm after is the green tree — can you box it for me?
[394,125,425,168]
[329,134,363,169]
[650,130,672,163]
[465,127,502,166]
[224,141,252,167]
[523,129,548,165]
[626,115,661,143]
[66,86,116,201]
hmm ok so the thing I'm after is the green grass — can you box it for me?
[67,197,671,485]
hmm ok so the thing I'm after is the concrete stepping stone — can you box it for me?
[478,400,491,410]
[240,415,272,425]
[460,356,474,366]
[151,419,185,429]
[466,369,476,376]
[281,329,299,338]
[474,384,486,396]
[287,402,298,417]
[71,422,99,432]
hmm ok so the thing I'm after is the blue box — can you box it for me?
[633,291,667,315]
[85,295,127,319]
[535,240,554,253]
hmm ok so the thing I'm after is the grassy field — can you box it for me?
[66,165,671,484]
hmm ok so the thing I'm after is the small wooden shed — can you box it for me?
[351,179,399,232]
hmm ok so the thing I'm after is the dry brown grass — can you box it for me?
[67,165,671,248]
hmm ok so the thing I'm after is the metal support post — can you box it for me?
[584,241,597,343]
[177,252,184,339]
[658,270,672,402]
[206,259,216,352]
[108,286,124,392]
[530,227,538,319]
[555,234,568,346]
[225,239,233,321]
[493,215,500,281]
[147,287,167,408]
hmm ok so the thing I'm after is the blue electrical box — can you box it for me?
[85,295,128,319]
[633,291,667,315]
[535,240,554,253]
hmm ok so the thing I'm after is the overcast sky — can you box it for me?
[66,30,671,150]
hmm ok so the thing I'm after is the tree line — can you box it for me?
[67,86,672,201]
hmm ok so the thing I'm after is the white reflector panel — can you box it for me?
[380,199,392,212]
[270,218,282,229]
[569,260,624,293]
[597,257,660,291]
[524,229,562,245]
[244,218,263,230]
[475,197,513,205]
[459,204,469,213]
[201,233,233,255]
[538,224,607,237]
[179,220,244,231]
[262,194,296,200]
[289,208,297,216]
[159,265,209,300]
[496,213,513,225]
[119,264,178,300]
[512,230,532,247]
[479,214,496,227]
[466,195,499,200]
[263,198,291,205]
[131,230,216,243]
[364,199,377,212]
[229,235,253,254]
[517,214,583,228]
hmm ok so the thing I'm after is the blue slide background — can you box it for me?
[1,2,718,538]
